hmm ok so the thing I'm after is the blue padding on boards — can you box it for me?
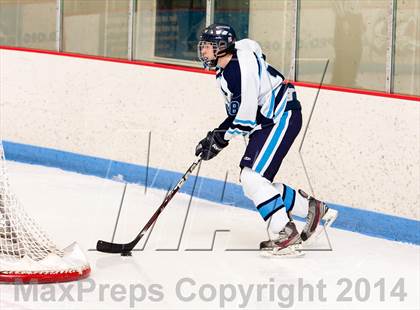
[2,140,419,245]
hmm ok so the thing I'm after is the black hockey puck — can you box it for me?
[121,251,132,257]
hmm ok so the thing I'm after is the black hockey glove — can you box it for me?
[195,130,229,161]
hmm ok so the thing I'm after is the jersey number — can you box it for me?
[226,101,240,116]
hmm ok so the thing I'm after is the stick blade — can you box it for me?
[96,240,126,253]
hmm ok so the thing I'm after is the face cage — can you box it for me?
[197,41,218,69]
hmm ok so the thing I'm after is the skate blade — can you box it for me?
[323,208,338,228]
[303,208,338,246]
[260,243,305,258]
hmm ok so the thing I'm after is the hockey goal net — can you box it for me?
[0,141,90,283]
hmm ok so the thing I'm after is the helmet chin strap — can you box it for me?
[203,49,229,69]
[211,50,229,68]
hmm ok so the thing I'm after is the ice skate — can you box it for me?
[299,189,338,242]
[260,221,304,257]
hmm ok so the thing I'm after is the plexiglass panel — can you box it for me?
[0,0,56,50]
[62,0,130,58]
[394,0,420,96]
[297,0,389,91]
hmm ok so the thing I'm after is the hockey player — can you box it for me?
[195,23,337,254]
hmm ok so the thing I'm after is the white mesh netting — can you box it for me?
[0,141,90,282]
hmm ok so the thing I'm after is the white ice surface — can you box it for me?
[0,161,419,310]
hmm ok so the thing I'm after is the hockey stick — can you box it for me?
[96,158,202,255]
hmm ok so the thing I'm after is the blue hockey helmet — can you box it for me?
[198,23,237,69]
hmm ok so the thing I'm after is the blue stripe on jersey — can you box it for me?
[266,89,276,118]
[227,128,247,136]
[257,194,285,221]
[274,91,289,120]
[255,111,290,173]
[233,118,257,126]
[283,184,296,212]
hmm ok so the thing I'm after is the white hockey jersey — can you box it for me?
[216,39,299,141]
